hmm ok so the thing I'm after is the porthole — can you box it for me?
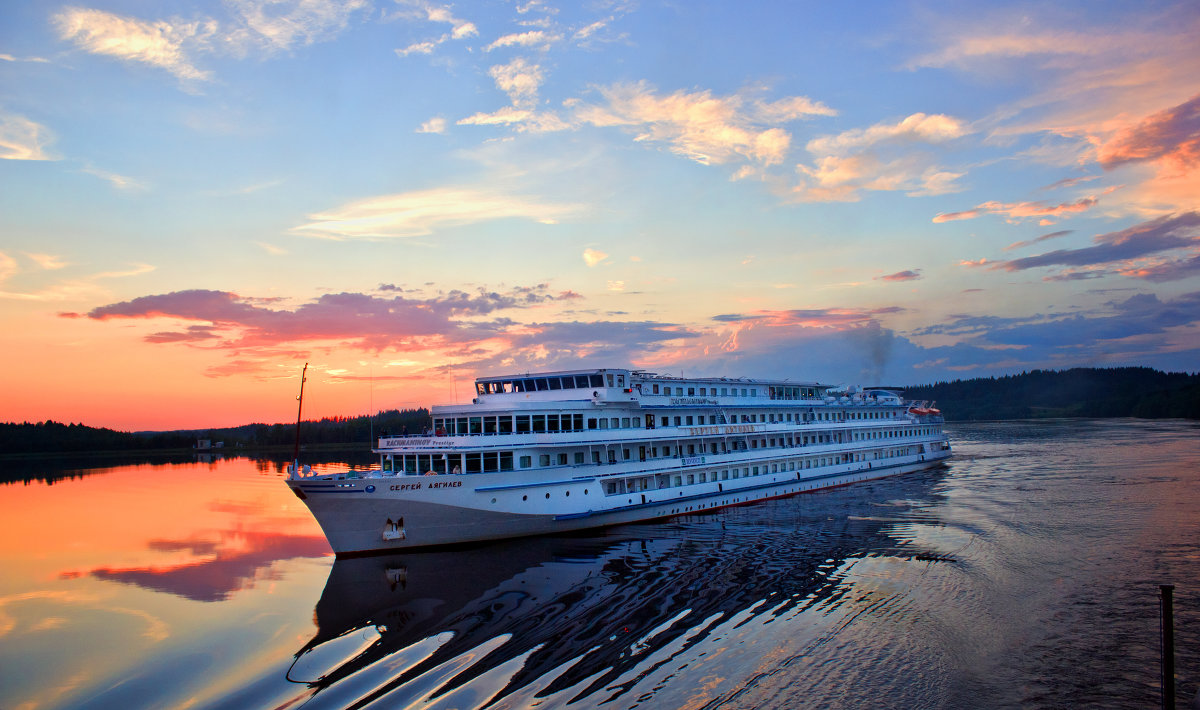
[491,497,497,503]
[522,495,527,501]
[566,490,570,497]
[545,492,550,499]
[584,488,589,494]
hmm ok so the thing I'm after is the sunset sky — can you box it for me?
[2,1,1198,430]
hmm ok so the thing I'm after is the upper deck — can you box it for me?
[446,367,846,416]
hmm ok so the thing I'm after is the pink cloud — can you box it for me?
[991,211,1200,274]
[1004,229,1073,251]
[876,269,923,282]
[932,208,984,223]
[712,306,904,330]
[73,285,582,350]
[933,197,1098,223]
[1098,93,1200,171]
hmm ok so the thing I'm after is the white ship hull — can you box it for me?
[292,452,951,554]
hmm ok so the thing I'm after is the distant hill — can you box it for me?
[902,367,1200,421]
[0,408,430,456]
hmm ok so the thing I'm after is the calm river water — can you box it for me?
[1,419,1197,709]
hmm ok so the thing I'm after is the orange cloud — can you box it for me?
[1098,93,1200,172]
[933,197,1098,223]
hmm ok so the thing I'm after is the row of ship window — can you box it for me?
[474,374,777,399]
[476,373,613,395]
[384,426,940,474]
[604,447,921,495]
[431,408,901,435]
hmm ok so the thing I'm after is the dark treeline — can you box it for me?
[0,408,430,456]
[902,367,1200,421]
[5,367,1197,454]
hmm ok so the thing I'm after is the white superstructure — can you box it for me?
[289,367,951,554]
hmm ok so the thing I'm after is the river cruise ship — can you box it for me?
[289,367,951,554]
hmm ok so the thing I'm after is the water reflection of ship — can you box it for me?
[289,466,950,707]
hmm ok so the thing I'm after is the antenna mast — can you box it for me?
[292,363,308,475]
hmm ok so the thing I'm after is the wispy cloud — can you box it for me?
[990,211,1200,274]
[390,0,478,57]
[255,242,287,256]
[24,253,69,270]
[223,0,370,54]
[910,12,1200,217]
[793,113,969,202]
[53,7,215,82]
[712,306,904,328]
[0,113,55,161]
[456,57,572,133]
[55,2,373,85]
[907,30,1115,70]
[575,82,835,169]
[573,18,609,41]
[806,113,968,154]
[1005,230,1073,251]
[0,253,154,302]
[876,269,922,282]
[0,252,16,283]
[395,40,436,56]
[80,165,144,191]
[1097,93,1200,171]
[0,53,51,63]
[933,196,1100,223]
[290,186,579,239]
[918,291,1200,353]
[70,284,587,354]
[485,30,559,52]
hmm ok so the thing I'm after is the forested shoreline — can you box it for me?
[901,367,1199,421]
[3,367,1196,455]
[0,408,430,456]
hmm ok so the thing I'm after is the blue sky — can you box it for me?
[1,0,1198,428]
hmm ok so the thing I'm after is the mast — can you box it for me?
[293,362,308,476]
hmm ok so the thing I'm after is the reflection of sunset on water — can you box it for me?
[0,457,340,710]
[0,459,329,599]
